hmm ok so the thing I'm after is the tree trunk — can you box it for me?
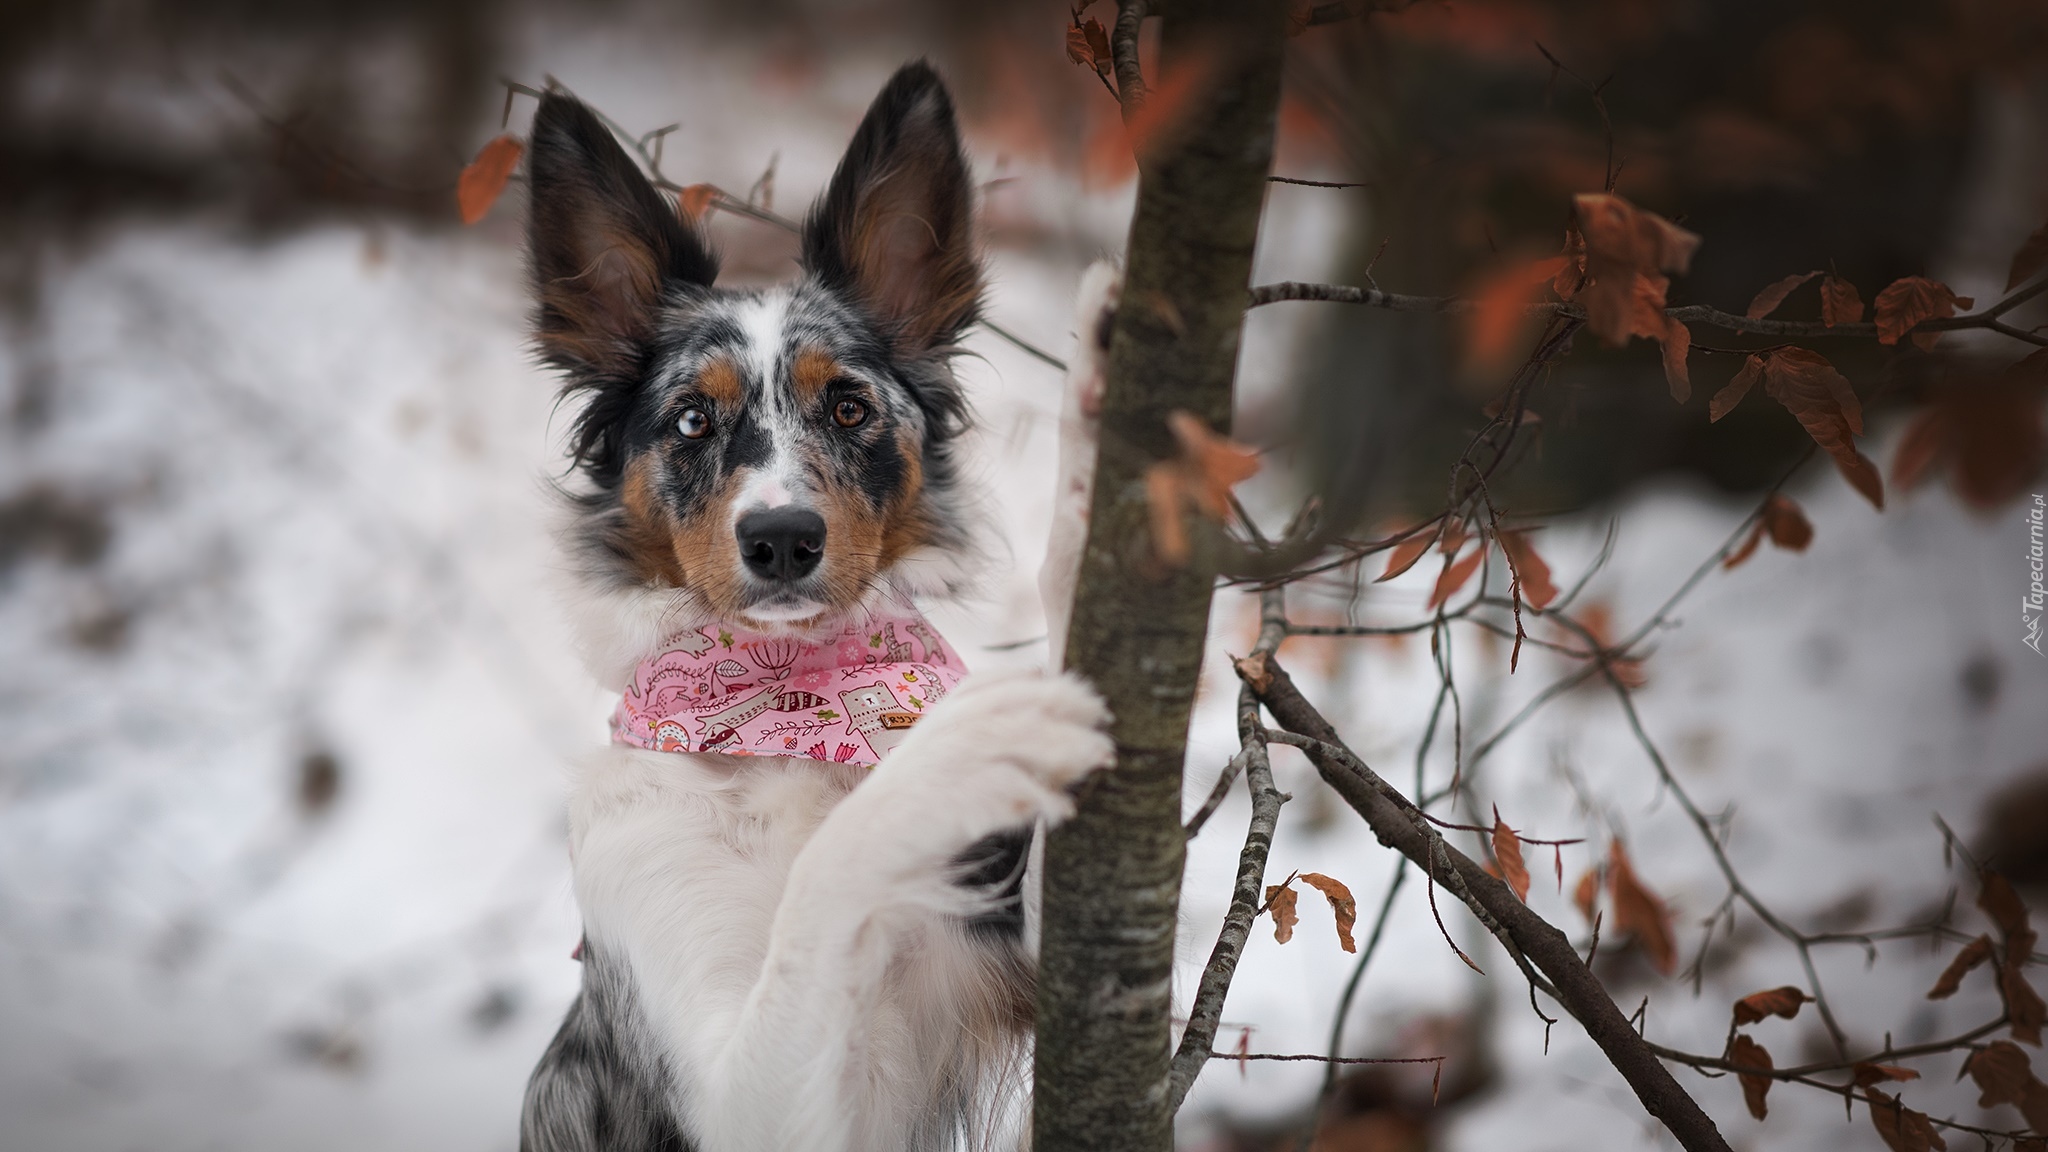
[1032,4,1284,1149]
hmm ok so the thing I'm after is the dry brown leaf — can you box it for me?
[1891,356,2047,509]
[1966,1041,2048,1132]
[676,183,717,225]
[1891,408,1947,494]
[1428,546,1485,611]
[1166,411,1260,520]
[1143,412,1260,567]
[1264,879,1300,945]
[1761,494,1813,551]
[1553,228,1587,301]
[1756,348,1884,508]
[457,135,524,226]
[1608,839,1676,975]
[1497,530,1558,610]
[1145,462,1191,566]
[1821,274,1865,327]
[1874,276,1974,351]
[1866,1089,1948,1152]
[1927,934,1994,999]
[1573,868,1600,922]
[1711,354,1765,422]
[1723,521,1766,570]
[1491,810,1531,902]
[1661,316,1693,403]
[1853,1064,1922,1088]
[1729,1033,1774,1120]
[1571,193,1701,348]
[1578,603,1648,689]
[1981,870,2034,941]
[1746,270,1821,319]
[1376,526,1438,583]
[1466,255,1569,371]
[2006,965,2047,1047]
[2008,221,2048,292]
[1732,985,1811,1026]
[1065,18,1112,72]
[1299,872,1358,953]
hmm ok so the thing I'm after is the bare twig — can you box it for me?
[1242,655,1733,1152]
[1168,591,1290,1109]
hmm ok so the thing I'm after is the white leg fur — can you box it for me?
[571,671,1111,1152]
[1039,261,1121,672]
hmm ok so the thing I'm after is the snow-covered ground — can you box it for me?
[2,31,2044,1152]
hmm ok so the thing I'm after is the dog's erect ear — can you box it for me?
[802,63,981,356]
[527,92,717,377]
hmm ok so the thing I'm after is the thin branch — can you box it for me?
[1241,654,1733,1152]
[1110,0,1150,113]
[1248,279,2048,348]
[1167,590,1291,1110]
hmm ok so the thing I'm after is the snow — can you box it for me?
[3,38,2045,1152]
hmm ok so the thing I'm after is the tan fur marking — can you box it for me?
[696,356,743,407]
[791,347,844,408]
[619,458,688,587]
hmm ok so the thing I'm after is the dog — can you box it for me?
[518,61,1124,1152]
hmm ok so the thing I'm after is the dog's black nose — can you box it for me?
[736,508,826,582]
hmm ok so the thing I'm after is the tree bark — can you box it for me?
[1032,4,1284,1149]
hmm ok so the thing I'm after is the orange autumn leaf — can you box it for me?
[1713,348,1882,508]
[1746,270,1820,319]
[1854,1064,1921,1088]
[2008,220,2048,292]
[676,183,717,225]
[1607,839,1676,975]
[1729,1033,1774,1120]
[1821,274,1865,327]
[1465,255,1568,371]
[1491,809,1530,901]
[1497,530,1557,610]
[1299,872,1358,953]
[1965,1041,2048,1133]
[1866,1089,1947,1152]
[1889,353,2047,509]
[1892,408,1946,494]
[1428,546,1484,611]
[457,135,524,225]
[1166,410,1260,519]
[1927,934,1995,999]
[1065,17,1113,73]
[1732,985,1810,1026]
[1572,867,1600,921]
[1723,520,1766,570]
[1661,315,1693,403]
[1376,525,1438,583]
[1571,192,1700,349]
[1143,411,1260,566]
[1578,602,1647,688]
[1709,353,1765,422]
[1263,878,1300,944]
[1874,276,1974,351]
[1761,494,1813,551]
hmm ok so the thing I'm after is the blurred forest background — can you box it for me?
[0,1,2043,1150]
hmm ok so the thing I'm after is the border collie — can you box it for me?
[518,62,1120,1152]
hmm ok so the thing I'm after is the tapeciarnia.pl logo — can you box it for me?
[2027,494,2045,656]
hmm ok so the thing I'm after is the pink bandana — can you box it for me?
[611,609,967,767]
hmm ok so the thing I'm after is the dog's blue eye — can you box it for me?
[678,408,712,439]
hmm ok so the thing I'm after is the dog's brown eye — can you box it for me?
[678,408,712,439]
[832,399,868,428]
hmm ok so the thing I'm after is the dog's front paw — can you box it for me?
[883,670,1114,831]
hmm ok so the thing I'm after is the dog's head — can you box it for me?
[528,63,981,636]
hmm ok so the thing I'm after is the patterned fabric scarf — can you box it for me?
[611,609,967,767]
